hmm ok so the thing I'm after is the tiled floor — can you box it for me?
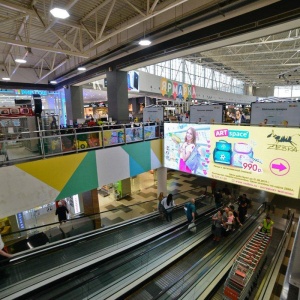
[18,169,299,299]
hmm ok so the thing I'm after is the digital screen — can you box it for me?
[143,106,164,123]
[164,123,300,198]
[189,105,223,123]
[250,102,300,126]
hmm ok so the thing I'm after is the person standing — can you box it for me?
[238,200,248,224]
[55,201,69,223]
[178,127,196,173]
[0,234,12,259]
[158,192,165,220]
[88,118,96,127]
[161,194,175,222]
[212,209,223,242]
[184,198,196,223]
[214,189,223,208]
[259,215,274,236]
[129,112,133,121]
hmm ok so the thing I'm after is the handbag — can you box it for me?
[186,146,200,172]
[188,222,196,233]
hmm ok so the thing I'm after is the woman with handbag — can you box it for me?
[178,127,196,173]
[161,194,175,222]
[212,209,223,242]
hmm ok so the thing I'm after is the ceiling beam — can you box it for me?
[0,36,89,58]
[81,0,113,22]
[123,0,146,17]
[97,0,116,40]
[93,0,189,46]
[35,58,69,83]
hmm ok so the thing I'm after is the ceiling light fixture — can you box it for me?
[139,21,151,46]
[50,8,70,19]
[2,77,11,81]
[15,58,27,64]
[78,67,86,71]
[50,80,57,84]
[139,39,151,46]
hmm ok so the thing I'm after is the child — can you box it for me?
[226,211,235,231]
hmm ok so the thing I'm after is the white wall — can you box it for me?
[139,71,257,104]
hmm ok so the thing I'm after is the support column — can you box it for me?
[82,189,101,229]
[64,86,84,125]
[157,167,168,197]
[106,70,129,123]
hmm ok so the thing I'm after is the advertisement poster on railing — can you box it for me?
[164,123,300,198]
[103,129,125,146]
[125,127,143,142]
[61,135,76,152]
[250,102,300,126]
[189,105,223,123]
[144,125,157,140]
[143,106,164,123]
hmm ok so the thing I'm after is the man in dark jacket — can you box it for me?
[55,201,69,223]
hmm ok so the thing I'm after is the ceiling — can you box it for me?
[192,28,300,87]
[0,0,299,90]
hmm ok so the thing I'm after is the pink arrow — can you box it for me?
[271,163,287,171]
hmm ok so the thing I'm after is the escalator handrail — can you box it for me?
[9,194,211,263]
[255,212,295,300]
[150,203,265,300]
[4,187,207,238]
[22,205,217,299]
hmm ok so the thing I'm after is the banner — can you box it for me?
[164,123,300,198]
[160,78,196,100]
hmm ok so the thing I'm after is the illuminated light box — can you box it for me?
[164,123,300,199]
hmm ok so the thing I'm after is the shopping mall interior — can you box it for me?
[0,1,300,299]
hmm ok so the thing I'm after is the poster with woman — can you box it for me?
[164,123,211,176]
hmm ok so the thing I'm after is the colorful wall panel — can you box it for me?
[0,140,163,218]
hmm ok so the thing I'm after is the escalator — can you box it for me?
[12,203,263,299]
[0,196,213,300]
[124,209,292,300]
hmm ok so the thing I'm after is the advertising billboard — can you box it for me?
[189,105,223,123]
[164,123,300,198]
[250,102,300,126]
[127,71,139,92]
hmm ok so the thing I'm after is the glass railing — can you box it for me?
[2,187,211,255]
[0,123,163,165]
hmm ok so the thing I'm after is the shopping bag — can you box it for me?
[188,222,196,233]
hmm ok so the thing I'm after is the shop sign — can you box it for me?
[15,89,48,96]
[160,78,196,100]
[16,212,25,230]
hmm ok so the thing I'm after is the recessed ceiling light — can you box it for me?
[50,80,57,84]
[15,59,27,64]
[50,8,70,19]
[78,67,86,71]
[139,39,151,46]
[2,77,11,81]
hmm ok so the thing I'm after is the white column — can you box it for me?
[157,167,168,197]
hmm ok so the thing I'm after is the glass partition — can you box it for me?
[0,123,162,164]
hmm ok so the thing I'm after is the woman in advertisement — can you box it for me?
[179,127,196,173]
